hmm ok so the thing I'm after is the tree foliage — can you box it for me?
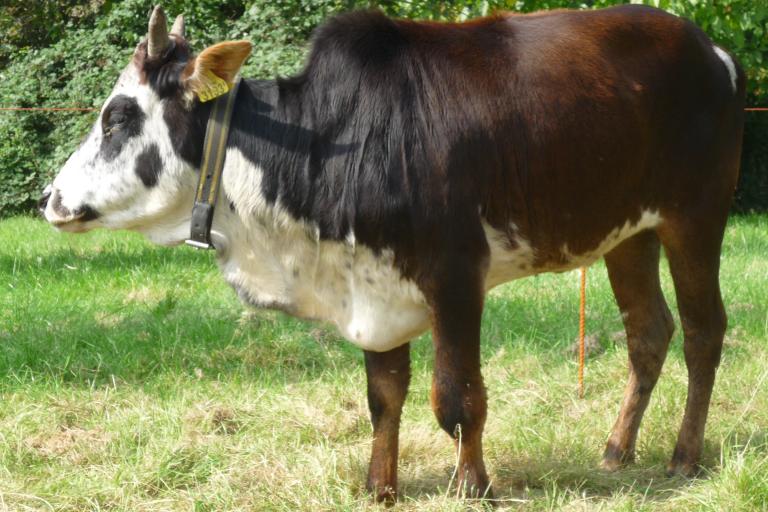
[0,0,766,216]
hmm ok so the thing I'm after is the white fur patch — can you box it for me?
[483,222,537,289]
[483,210,662,286]
[559,210,662,267]
[713,46,737,93]
[216,148,429,352]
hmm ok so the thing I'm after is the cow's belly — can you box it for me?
[218,209,660,351]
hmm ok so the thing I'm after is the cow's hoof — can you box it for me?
[666,460,700,478]
[456,472,494,501]
[368,484,397,506]
[600,451,634,472]
[599,457,623,472]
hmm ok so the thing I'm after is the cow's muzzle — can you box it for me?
[40,185,100,231]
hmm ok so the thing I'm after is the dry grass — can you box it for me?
[1,215,767,511]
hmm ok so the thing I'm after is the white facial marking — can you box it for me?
[217,148,429,352]
[713,46,737,93]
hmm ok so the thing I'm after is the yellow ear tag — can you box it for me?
[197,70,230,102]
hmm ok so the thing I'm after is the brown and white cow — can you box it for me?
[41,4,744,501]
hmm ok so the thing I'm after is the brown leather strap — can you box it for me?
[186,77,241,249]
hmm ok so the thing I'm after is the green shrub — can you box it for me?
[1,0,766,216]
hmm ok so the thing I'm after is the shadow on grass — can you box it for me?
[2,240,367,386]
[400,458,699,506]
[2,294,359,386]
[4,240,613,388]
[399,430,768,505]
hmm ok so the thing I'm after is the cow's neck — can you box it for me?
[218,78,353,241]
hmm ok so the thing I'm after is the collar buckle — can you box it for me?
[185,239,213,250]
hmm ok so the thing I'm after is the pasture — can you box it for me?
[1,215,766,511]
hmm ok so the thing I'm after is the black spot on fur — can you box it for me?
[135,144,163,187]
[164,95,211,167]
[100,95,145,162]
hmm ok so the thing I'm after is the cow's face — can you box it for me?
[41,6,250,245]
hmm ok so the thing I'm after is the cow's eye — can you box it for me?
[110,112,127,125]
[103,112,126,137]
[98,94,144,159]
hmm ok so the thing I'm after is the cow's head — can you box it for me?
[41,6,251,245]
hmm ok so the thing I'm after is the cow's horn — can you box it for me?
[147,5,170,59]
[170,14,185,38]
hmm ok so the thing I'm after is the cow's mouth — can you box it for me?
[51,206,100,232]
[48,207,99,233]
[50,214,91,232]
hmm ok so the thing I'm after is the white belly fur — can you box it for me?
[483,210,662,288]
[219,235,430,352]
[217,149,662,351]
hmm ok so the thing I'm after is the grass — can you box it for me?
[1,214,767,511]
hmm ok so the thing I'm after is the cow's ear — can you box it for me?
[186,41,252,102]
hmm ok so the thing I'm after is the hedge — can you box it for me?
[1,0,766,216]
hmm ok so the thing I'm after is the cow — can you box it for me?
[40,4,744,502]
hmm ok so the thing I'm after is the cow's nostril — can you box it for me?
[38,185,53,214]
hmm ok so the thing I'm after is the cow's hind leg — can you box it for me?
[602,230,675,470]
[364,343,411,503]
[659,219,728,477]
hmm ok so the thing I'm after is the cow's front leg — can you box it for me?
[426,273,491,499]
[364,343,411,504]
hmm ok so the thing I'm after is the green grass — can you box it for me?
[1,215,767,511]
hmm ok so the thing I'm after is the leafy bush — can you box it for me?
[1,0,766,216]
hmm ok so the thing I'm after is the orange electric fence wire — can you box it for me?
[578,267,587,398]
